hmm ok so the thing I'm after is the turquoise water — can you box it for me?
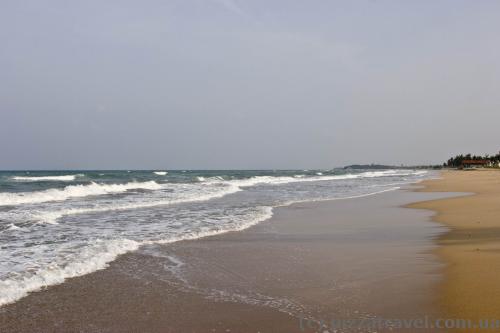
[0,169,432,306]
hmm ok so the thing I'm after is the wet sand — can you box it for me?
[0,189,453,332]
[409,170,500,331]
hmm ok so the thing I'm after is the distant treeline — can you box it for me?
[445,153,500,167]
[344,164,441,170]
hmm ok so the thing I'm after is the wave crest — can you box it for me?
[12,174,82,181]
[0,181,162,206]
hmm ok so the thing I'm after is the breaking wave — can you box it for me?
[0,181,162,206]
[0,168,431,307]
[12,174,82,181]
[0,206,274,306]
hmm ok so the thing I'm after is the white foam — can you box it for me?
[148,206,274,245]
[212,170,425,188]
[7,223,20,230]
[12,174,82,181]
[50,171,425,222]
[0,238,140,306]
[4,170,427,223]
[335,186,401,200]
[0,183,405,307]
[196,176,206,182]
[163,255,187,283]
[0,206,274,307]
[33,182,244,224]
[0,181,162,206]
[3,223,24,232]
[153,171,167,176]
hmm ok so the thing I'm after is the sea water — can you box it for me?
[0,169,432,305]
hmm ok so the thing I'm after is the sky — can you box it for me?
[1,0,500,169]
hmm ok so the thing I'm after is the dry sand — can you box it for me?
[409,169,500,331]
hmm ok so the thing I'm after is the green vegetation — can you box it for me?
[445,152,500,168]
[344,164,442,170]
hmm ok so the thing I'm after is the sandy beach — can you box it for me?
[409,170,500,330]
[0,188,452,332]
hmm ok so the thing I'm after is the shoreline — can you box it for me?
[0,183,407,309]
[0,186,452,332]
[408,169,500,328]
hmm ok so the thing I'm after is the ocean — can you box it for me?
[0,169,432,306]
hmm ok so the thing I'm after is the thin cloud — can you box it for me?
[212,0,245,15]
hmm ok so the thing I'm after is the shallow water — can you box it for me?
[0,169,433,305]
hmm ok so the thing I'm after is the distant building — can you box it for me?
[460,160,489,168]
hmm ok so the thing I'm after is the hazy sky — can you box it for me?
[1,0,499,169]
